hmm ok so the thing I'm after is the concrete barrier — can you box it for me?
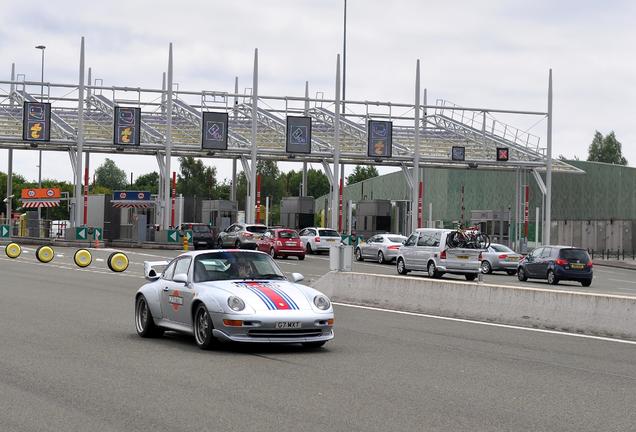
[313,272,636,340]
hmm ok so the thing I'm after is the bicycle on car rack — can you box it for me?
[446,224,490,249]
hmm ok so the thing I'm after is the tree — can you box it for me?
[587,131,628,165]
[177,156,218,198]
[306,168,330,198]
[131,172,159,194]
[95,158,127,190]
[346,165,379,185]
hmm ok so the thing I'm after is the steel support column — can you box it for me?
[163,43,174,229]
[248,49,259,224]
[74,37,86,227]
[544,69,553,244]
[302,81,309,197]
[331,54,341,229]
[231,158,237,202]
[411,59,421,232]
[6,63,15,223]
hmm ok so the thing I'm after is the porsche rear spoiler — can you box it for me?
[144,260,170,280]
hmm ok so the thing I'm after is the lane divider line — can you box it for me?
[332,302,636,346]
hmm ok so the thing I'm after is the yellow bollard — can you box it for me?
[183,233,189,251]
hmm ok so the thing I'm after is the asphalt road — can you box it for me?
[1,247,636,431]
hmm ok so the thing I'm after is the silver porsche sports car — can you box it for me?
[134,250,334,349]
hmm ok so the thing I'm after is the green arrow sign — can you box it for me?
[0,225,9,238]
[185,230,193,242]
[94,228,103,241]
[167,229,178,243]
[76,227,87,240]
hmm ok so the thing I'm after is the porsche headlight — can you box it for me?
[313,295,331,310]
[227,296,246,312]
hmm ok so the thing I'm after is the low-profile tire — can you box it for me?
[547,270,559,285]
[581,279,592,287]
[517,267,528,281]
[427,261,442,279]
[193,304,219,350]
[397,258,409,275]
[506,269,517,276]
[465,274,477,281]
[269,248,277,259]
[355,248,363,261]
[298,254,305,261]
[216,238,224,249]
[480,260,492,274]
[306,243,314,255]
[135,295,164,338]
[302,340,327,349]
[377,251,385,264]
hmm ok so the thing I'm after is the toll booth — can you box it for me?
[110,191,156,242]
[355,200,392,238]
[280,197,315,230]
[470,209,511,246]
[202,200,237,232]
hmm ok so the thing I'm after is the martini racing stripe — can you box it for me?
[244,284,277,310]
[240,282,298,310]
[268,285,299,310]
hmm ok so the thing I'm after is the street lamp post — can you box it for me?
[342,0,347,115]
[35,45,45,224]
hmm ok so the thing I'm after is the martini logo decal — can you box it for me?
[236,282,299,310]
[169,290,184,311]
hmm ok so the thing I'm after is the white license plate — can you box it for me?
[275,321,301,329]
[286,242,297,246]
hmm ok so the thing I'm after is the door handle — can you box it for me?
[163,287,169,291]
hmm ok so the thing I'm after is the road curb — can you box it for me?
[594,261,636,271]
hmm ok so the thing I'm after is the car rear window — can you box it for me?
[278,231,299,239]
[192,225,211,233]
[559,249,590,262]
[246,225,267,234]
[491,244,513,253]
[318,229,339,237]
[388,236,406,243]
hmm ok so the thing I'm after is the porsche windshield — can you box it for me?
[193,252,286,282]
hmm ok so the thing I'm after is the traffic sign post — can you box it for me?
[0,224,10,238]
[76,227,88,241]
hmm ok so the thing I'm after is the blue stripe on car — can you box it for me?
[270,285,299,310]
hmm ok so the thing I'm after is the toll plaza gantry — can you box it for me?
[0,38,581,244]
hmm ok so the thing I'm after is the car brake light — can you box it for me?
[498,254,508,259]
[440,250,447,260]
[387,245,400,250]
[555,258,568,266]
[586,261,593,268]
[242,232,253,238]
[315,236,321,243]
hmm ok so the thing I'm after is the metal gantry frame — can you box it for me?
[0,38,576,242]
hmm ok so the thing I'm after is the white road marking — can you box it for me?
[96,258,105,262]
[333,302,636,346]
[609,278,636,285]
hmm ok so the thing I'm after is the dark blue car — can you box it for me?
[517,246,593,287]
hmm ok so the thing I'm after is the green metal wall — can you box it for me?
[316,161,636,222]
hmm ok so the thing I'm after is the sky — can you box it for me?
[0,0,634,184]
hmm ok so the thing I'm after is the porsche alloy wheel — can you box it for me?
[193,304,219,350]
[135,296,163,338]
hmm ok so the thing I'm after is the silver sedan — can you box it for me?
[480,243,522,275]
[355,234,407,264]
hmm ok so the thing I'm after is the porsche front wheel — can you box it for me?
[193,304,219,350]
[135,296,164,338]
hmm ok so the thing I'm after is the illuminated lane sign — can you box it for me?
[202,112,229,150]
[497,147,509,162]
[22,102,51,142]
[114,107,141,146]
[451,146,466,161]
[367,120,392,158]
[286,116,312,154]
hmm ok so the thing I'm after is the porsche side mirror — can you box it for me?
[290,272,304,283]
[173,273,188,284]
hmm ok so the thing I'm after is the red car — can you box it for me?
[256,228,306,260]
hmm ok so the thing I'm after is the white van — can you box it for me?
[396,228,482,280]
